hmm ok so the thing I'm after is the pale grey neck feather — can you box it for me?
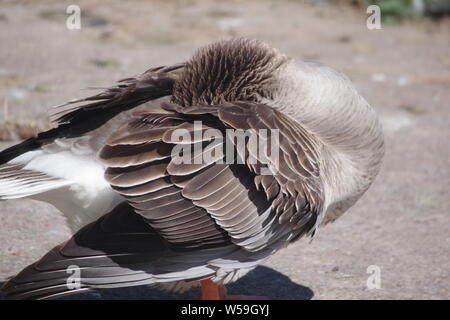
[266,61,385,223]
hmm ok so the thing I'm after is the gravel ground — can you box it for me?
[0,0,449,299]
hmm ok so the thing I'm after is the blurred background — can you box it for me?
[0,0,449,299]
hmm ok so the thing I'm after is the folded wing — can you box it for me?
[2,101,325,299]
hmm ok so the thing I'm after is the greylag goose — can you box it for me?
[0,38,384,299]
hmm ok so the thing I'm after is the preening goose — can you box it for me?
[0,38,384,299]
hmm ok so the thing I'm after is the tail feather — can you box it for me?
[0,139,43,165]
[0,63,184,166]
[0,164,71,200]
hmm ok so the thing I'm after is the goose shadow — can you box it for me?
[61,266,313,300]
[1,266,313,300]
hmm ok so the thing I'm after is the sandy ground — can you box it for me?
[0,0,449,300]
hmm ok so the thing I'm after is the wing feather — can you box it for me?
[99,101,323,253]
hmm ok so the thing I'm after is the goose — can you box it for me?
[0,38,384,300]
